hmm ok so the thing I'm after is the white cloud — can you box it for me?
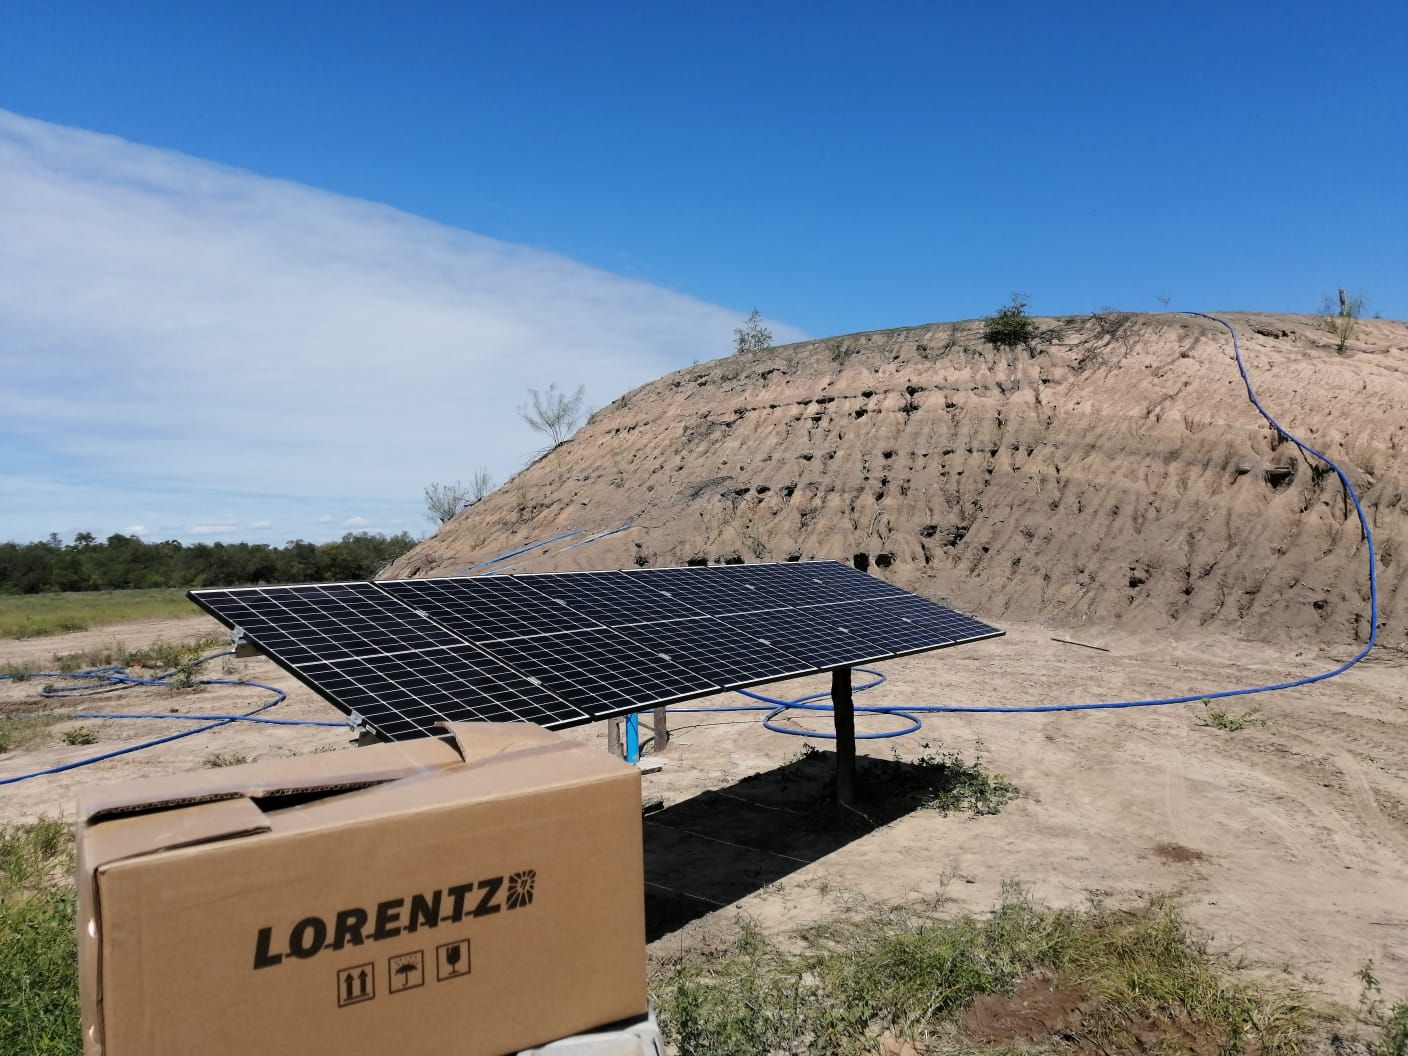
[190,523,239,536]
[125,525,147,537]
[343,516,370,527]
[0,110,806,543]
[249,520,272,530]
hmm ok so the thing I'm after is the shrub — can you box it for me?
[982,293,1037,348]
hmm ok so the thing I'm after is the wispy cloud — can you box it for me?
[0,110,805,544]
[190,523,239,536]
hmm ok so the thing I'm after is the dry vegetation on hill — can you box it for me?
[388,312,1407,649]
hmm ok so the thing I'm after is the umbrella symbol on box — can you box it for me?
[388,951,424,993]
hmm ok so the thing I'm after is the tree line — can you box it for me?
[0,531,419,594]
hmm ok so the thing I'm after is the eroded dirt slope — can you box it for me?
[388,312,1408,647]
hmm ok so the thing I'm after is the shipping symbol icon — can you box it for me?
[336,963,374,1007]
[388,951,425,994]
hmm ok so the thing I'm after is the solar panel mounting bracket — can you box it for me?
[229,626,261,659]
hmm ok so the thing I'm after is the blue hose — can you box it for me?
[676,312,1378,733]
[0,659,298,784]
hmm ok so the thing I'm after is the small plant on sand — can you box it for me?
[61,726,98,746]
[982,293,1037,349]
[1321,288,1366,353]
[733,309,773,356]
[203,752,251,768]
[1354,961,1408,1056]
[1199,701,1268,732]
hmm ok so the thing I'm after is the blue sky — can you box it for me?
[2,1,1405,545]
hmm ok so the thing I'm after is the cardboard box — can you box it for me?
[77,723,647,1056]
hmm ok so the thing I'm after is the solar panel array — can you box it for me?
[190,562,1002,742]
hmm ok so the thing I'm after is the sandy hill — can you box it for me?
[387,312,1407,648]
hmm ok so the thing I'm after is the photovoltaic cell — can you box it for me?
[610,617,818,688]
[189,582,465,666]
[621,566,789,615]
[777,561,911,603]
[718,608,893,668]
[853,595,1004,647]
[513,571,707,626]
[298,645,590,740]
[377,576,600,643]
[476,628,721,719]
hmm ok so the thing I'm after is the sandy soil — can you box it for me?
[3,613,1405,1008]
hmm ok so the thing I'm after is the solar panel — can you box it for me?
[476,628,721,719]
[191,561,1004,742]
[610,617,818,688]
[299,646,591,740]
[717,607,894,668]
[513,571,707,626]
[621,566,789,615]
[377,576,600,643]
[189,582,465,666]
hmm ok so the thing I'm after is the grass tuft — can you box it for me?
[202,752,251,768]
[1199,701,1268,732]
[0,820,79,1055]
[655,886,1317,1055]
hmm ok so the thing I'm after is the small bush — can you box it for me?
[982,293,1037,348]
[61,726,98,746]
[203,752,251,768]
[733,309,773,356]
[1199,701,1268,732]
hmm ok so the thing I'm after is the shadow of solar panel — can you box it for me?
[477,628,721,719]
[377,576,599,642]
[780,560,910,603]
[189,582,466,666]
[621,566,787,615]
[513,571,706,626]
[610,617,818,688]
[854,595,1003,647]
[300,645,591,740]
[718,608,893,668]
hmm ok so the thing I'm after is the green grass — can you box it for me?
[0,589,199,640]
[202,752,251,768]
[0,714,67,756]
[1199,702,1269,732]
[0,821,79,1055]
[655,886,1320,1055]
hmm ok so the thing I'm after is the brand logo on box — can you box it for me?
[253,869,536,970]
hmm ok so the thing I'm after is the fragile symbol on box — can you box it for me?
[436,939,470,982]
[388,950,424,993]
[336,963,374,1007]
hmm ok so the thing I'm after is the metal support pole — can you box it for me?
[606,717,621,757]
[832,665,856,808]
[652,707,669,752]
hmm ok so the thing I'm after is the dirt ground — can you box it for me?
[2,612,1405,1009]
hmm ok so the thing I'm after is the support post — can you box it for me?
[832,665,856,808]
[606,717,620,757]
[652,707,669,752]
